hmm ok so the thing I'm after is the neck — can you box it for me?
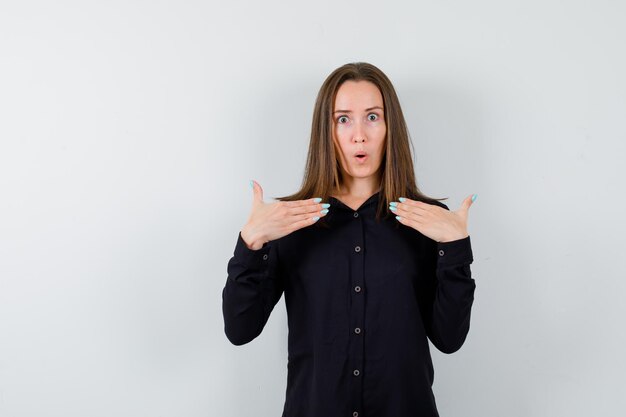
[333,176,381,199]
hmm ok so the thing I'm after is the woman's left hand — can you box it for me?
[390,194,476,243]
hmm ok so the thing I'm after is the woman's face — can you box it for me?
[332,80,386,183]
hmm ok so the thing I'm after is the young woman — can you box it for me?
[222,62,477,417]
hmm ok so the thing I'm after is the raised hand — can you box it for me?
[240,180,330,250]
[389,194,477,243]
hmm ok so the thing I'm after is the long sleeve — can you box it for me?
[428,236,475,353]
[222,231,285,346]
[417,203,476,354]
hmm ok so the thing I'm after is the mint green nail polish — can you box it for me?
[395,216,401,221]
[322,203,330,208]
[399,197,406,202]
[250,180,253,189]
[471,194,477,202]
[313,216,320,221]
[321,209,329,215]
[390,202,397,207]
[389,206,397,211]
[313,197,322,203]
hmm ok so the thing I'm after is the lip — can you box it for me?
[354,154,368,163]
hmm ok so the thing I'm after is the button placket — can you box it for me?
[349,207,366,414]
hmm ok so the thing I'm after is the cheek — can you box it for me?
[331,133,348,158]
[376,138,387,159]
[333,129,351,148]
[374,125,386,143]
[334,124,350,138]
[377,123,387,138]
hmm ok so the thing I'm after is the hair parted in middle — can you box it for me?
[274,62,447,228]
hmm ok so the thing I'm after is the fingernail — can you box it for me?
[313,216,320,221]
[389,206,397,212]
[399,197,406,202]
[471,194,477,202]
[250,180,254,189]
[395,216,401,221]
[389,202,398,207]
[313,197,322,203]
[320,209,329,215]
[321,203,330,208]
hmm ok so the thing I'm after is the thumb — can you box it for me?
[250,179,264,205]
[460,193,477,213]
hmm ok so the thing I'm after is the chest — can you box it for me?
[277,217,433,296]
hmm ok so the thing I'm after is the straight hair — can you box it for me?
[274,62,447,228]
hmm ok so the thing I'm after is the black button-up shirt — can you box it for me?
[222,191,476,417]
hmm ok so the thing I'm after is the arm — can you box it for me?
[429,236,475,353]
[418,204,476,354]
[221,231,285,346]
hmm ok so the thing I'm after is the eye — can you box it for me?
[367,113,379,122]
[337,115,349,124]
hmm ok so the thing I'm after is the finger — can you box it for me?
[397,198,433,213]
[459,194,476,213]
[391,203,424,222]
[391,199,430,219]
[288,211,325,232]
[282,197,325,208]
[289,204,329,217]
[283,198,329,216]
[394,213,424,231]
[251,180,264,205]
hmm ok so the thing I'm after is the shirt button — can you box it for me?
[262,254,268,260]
[354,246,361,252]
[438,249,445,256]
[353,369,360,376]
[353,212,359,218]
[354,327,361,334]
[353,412,359,417]
[354,286,361,293]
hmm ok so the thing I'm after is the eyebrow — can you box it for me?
[333,106,384,114]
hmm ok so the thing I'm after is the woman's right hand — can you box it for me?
[240,180,329,250]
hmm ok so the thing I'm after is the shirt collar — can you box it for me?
[329,191,380,212]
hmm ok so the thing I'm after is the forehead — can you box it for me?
[334,80,383,109]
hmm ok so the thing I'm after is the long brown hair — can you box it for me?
[274,62,447,227]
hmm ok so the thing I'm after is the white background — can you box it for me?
[1,1,625,416]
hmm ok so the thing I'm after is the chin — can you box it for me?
[349,170,375,178]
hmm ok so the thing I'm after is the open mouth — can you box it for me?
[355,152,368,161]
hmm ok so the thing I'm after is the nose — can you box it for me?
[352,121,366,143]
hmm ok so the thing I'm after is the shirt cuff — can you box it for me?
[436,235,473,266]
[233,231,273,269]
